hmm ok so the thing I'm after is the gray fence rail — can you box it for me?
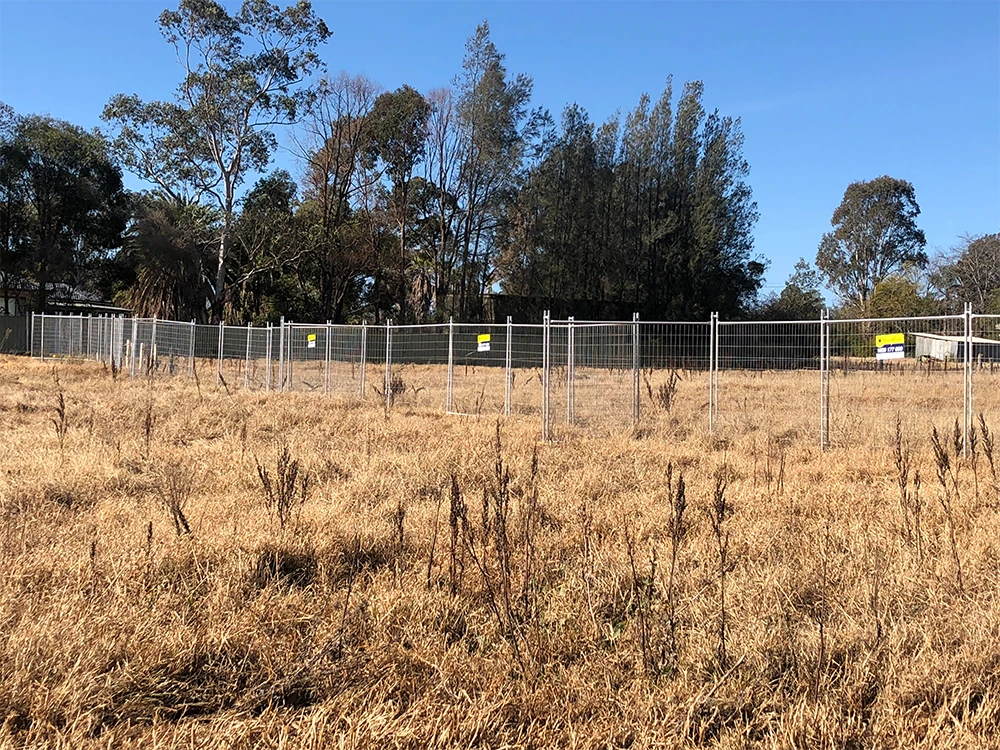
[27,306,1000,451]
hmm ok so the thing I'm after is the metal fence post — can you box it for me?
[360,320,367,400]
[324,321,331,395]
[129,316,138,379]
[567,316,575,424]
[632,312,640,427]
[447,316,455,412]
[150,316,157,374]
[35,313,41,359]
[384,319,392,410]
[278,316,285,391]
[504,316,512,417]
[819,309,830,451]
[245,322,253,390]
[265,323,273,391]
[964,302,973,457]
[708,312,717,433]
[188,320,196,376]
[216,322,224,386]
[542,310,551,441]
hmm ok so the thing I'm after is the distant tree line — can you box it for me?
[1,0,995,324]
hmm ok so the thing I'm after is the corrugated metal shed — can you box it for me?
[913,333,1000,361]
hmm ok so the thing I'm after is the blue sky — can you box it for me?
[1,1,997,295]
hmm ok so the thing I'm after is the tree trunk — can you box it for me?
[213,218,230,323]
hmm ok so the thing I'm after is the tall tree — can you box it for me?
[368,85,431,322]
[501,80,762,320]
[102,0,330,321]
[420,87,463,320]
[757,258,825,320]
[816,175,927,314]
[453,22,536,319]
[931,232,1000,313]
[0,109,130,311]
[293,72,380,322]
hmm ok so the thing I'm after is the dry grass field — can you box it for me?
[2,355,1000,749]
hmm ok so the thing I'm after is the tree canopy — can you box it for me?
[816,175,927,315]
[0,108,130,311]
[102,0,330,320]
[4,7,991,325]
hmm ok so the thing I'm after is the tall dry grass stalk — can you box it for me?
[1,357,1000,748]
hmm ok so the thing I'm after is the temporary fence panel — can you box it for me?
[151,319,196,377]
[638,321,712,435]
[284,323,328,392]
[386,323,449,410]
[0,315,29,354]
[825,315,966,448]
[450,322,509,416]
[715,320,821,441]
[505,323,546,420]
[551,320,635,435]
[969,313,1000,425]
[25,310,999,452]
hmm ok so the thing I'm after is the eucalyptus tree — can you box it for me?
[102,0,330,321]
[816,175,927,314]
[368,85,431,322]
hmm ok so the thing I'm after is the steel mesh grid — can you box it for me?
[825,316,967,447]
[450,323,508,416]
[712,320,821,439]
[384,324,449,410]
[553,321,635,434]
[637,321,711,432]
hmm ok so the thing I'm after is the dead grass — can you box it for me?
[1,355,1000,748]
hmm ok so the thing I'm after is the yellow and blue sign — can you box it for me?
[875,333,904,361]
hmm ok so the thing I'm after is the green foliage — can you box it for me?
[0,109,130,310]
[816,175,927,313]
[111,194,216,320]
[867,273,941,319]
[102,0,330,320]
[503,80,763,319]
[757,259,825,320]
[930,232,1000,313]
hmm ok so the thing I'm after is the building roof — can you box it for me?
[911,332,1000,345]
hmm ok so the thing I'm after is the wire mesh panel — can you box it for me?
[826,316,966,448]
[638,321,711,432]
[450,323,508,416]
[715,320,821,440]
[39,314,85,360]
[245,325,272,390]
[151,320,195,377]
[386,323,449,410]
[282,324,324,392]
[325,325,364,398]
[551,321,635,434]
[506,324,545,419]
[970,314,1000,422]
[0,314,29,354]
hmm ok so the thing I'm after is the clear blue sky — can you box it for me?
[1,1,997,295]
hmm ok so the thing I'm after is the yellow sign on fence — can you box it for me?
[477,333,491,353]
[875,333,904,361]
[307,333,317,349]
